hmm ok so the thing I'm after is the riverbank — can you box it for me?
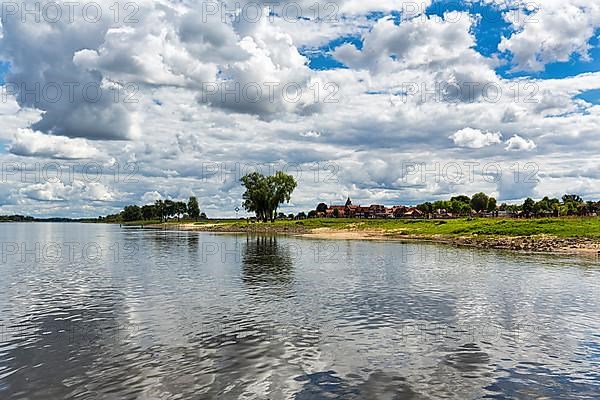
[134,218,600,256]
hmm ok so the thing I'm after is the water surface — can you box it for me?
[0,223,599,399]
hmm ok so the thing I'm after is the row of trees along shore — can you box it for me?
[416,193,495,215]
[414,194,600,218]
[106,171,299,223]
[109,197,205,222]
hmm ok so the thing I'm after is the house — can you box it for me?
[384,208,396,219]
[346,205,360,217]
[401,207,424,219]
[392,206,408,218]
[369,205,387,219]
[314,198,425,219]
[320,197,358,218]
[317,197,374,218]
[326,205,347,218]
[433,209,453,219]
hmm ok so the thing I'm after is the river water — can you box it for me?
[0,223,599,399]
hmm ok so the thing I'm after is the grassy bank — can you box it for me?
[121,219,162,226]
[123,217,600,254]
[140,217,600,238]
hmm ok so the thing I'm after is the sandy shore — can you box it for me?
[139,223,600,256]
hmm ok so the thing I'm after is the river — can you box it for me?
[0,223,599,399]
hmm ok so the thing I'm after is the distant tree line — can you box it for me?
[413,193,599,218]
[501,194,600,217]
[415,193,497,216]
[0,215,35,222]
[115,197,205,222]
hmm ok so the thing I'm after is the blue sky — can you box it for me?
[300,1,600,82]
[300,35,362,70]
[0,61,10,84]
[496,31,600,81]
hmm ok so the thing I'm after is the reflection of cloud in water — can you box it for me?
[442,343,491,374]
[294,370,423,400]
[0,295,146,399]
[484,362,600,399]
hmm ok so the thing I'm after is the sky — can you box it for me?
[1,0,600,218]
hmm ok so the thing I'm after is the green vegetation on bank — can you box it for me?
[101,196,206,223]
[171,217,600,239]
[105,171,298,224]
[413,194,599,217]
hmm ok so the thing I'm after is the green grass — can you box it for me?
[119,217,600,238]
[205,217,600,238]
[120,219,162,226]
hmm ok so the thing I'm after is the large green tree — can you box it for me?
[470,192,490,213]
[486,197,497,213]
[522,198,535,216]
[449,199,471,216]
[122,205,142,222]
[164,200,175,219]
[174,201,187,221]
[141,204,157,220]
[451,195,470,204]
[417,202,433,214]
[316,203,328,213]
[241,171,297,222]
[562,194,583,204]
[432,200,449,211]
[187,196,200,221]
[154,200,165,221]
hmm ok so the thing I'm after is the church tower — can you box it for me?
[345,197,352,206]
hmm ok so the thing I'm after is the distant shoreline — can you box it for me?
[135,219,600,257]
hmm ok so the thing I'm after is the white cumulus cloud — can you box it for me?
[8,129,102,159]
[505,135,537,152]
[450,128,502,149]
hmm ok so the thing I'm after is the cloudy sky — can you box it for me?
[1,0,600,218]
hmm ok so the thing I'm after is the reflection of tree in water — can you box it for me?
[146,231,200,273]
[148,230,190,250]
[186,233,199,255]
[241,236,294,286]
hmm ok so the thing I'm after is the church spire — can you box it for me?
[345,197,352,206]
